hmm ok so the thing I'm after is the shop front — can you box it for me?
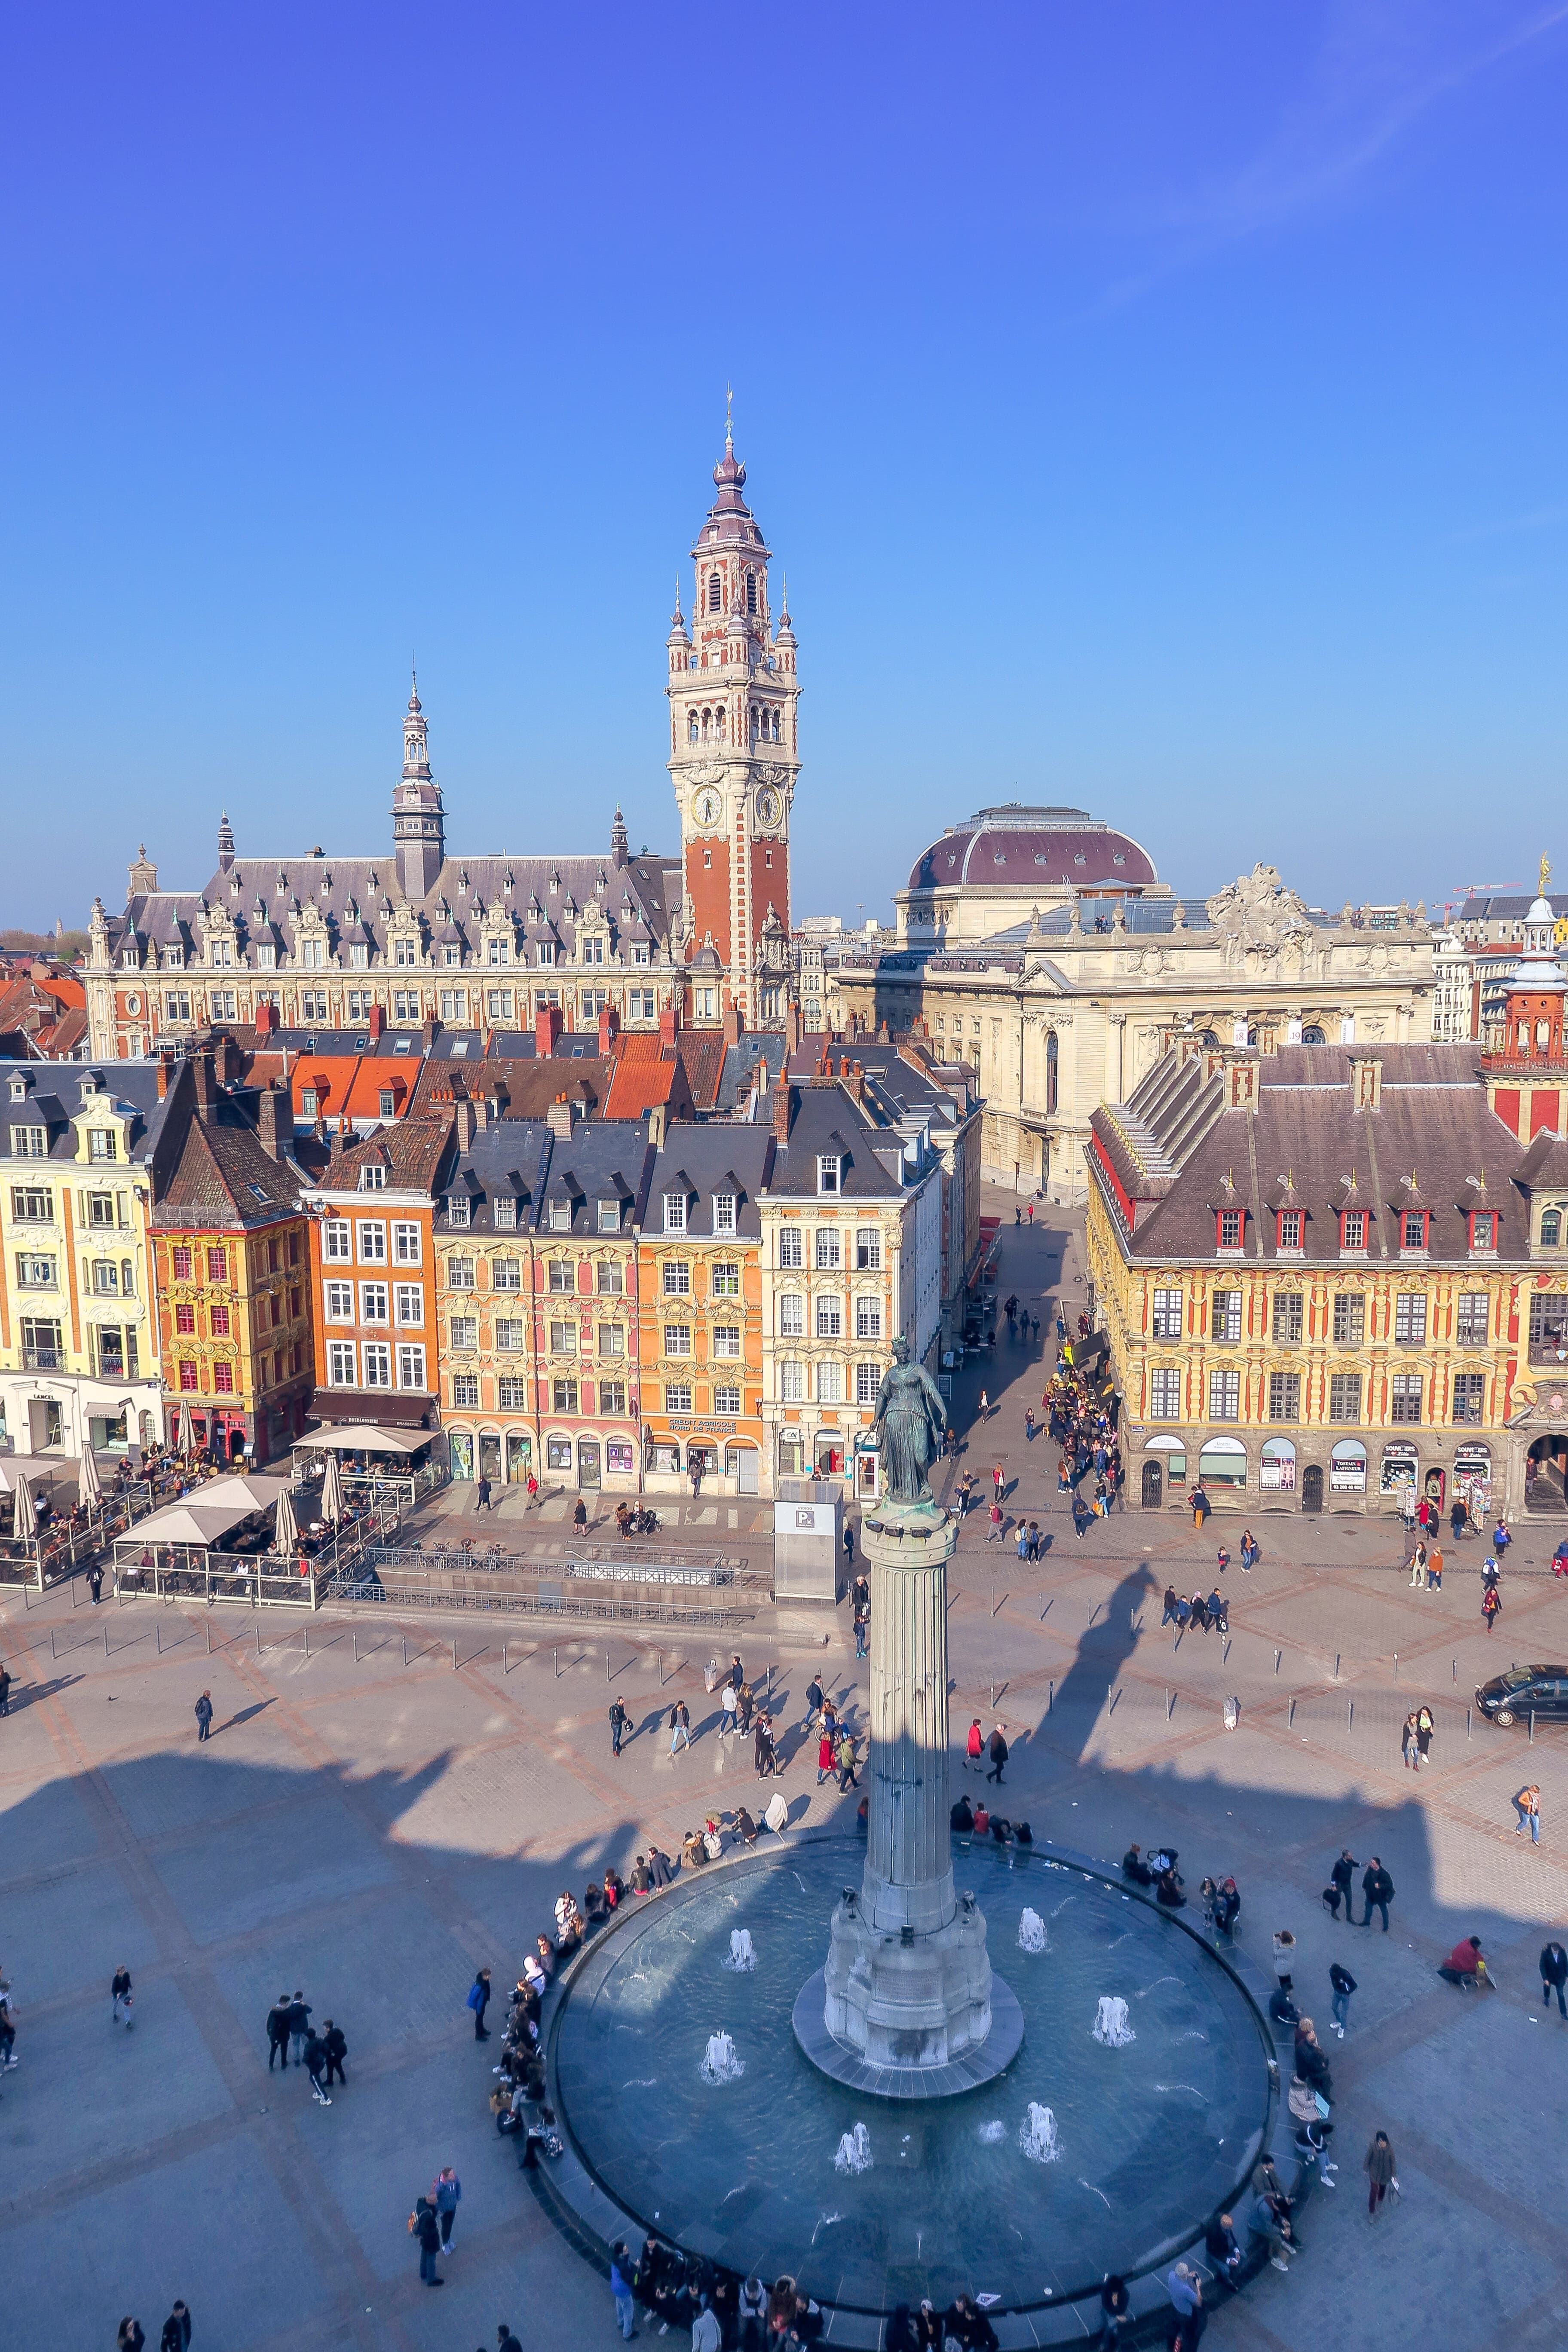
[1196,1435,1248,1501]
[1380,1440,1418,1502]
[1138,1432,1185,1509]
[1259,1437,1296,1495]
[1329,1438,1368,1497]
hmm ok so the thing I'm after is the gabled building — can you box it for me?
[1086,1039,1568,1522]
[300,1115,455,1433]
[0,1058,186,1458]
[148,1059,314,1464]
[637,1127,770,1494]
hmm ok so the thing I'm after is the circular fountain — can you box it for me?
[545,1372,1276,2323]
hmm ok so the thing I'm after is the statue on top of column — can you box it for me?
[873,1336,949,1506]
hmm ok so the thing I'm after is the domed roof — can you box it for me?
[907,805,1158,895]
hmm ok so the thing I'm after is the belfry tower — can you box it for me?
[665,404,800,1026]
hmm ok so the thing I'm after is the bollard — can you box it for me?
[50,1626,56,1660]
[1467,1706,1472,1739]
[206,1621,211,1654]
[403,1637,407,1667]
[104,1625,109,1657]
[606,1651,611,1684]
[256,1625,261,1656]
[1334,1653,1340,1679]
[1452,1657,1457,1683]
[1348,1699,1354,1731]
[1530,1711,1535,1744]
[1393,1653,1397,1684]
[303,1625,309,1660]
[1288,1697,1296,1729]
[1048,1679,1054,1711]
[156,1622,161,1655]
[1274,1648,1282,1675]
[553,1647,558,1678]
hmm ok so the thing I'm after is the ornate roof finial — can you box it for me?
[408,657,421,715]
[725,383,734,452]
[1542,852,1552,898]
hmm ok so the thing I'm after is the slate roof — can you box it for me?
[644,1128,772,1238]
[766,1082,910,1199]
[434,1119,654,1239]
[0,1059,183,1166]
[310,1115,456,1198]
[714,1032,787,1112]
[1090,1044,1542,1265]
[150,1106,306,1229]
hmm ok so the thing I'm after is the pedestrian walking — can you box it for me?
[719,1680,738,1738]
[286,1990,311,2061]
[1190,1484,1210,1529]
[843,1522,854,1573]
[88,1563,104,1603]
[1540,1940,1568,2019]
[303,2028,331,2105]
[117,2321,146,2351]
[1400,1712,1418,1770]
[410,2196,443,2286]
[609,1696,630,1756]
[193,1690,214,1743]
[266,1993,291,2069]
[1360,1857,1394,1932]
[805,1675,824,1728]
[609,2240,638,2341]
[1425,1543,1443,1590]
[817,1729,835,1785]
[159,2301,192,2352]
[1415,1706,1433,1768]
[1024,1409,1036,1443]
[1364,2130,1396,2218]
[836,1730,860,1792]
[668,1699,691,1756]
[0,1981,17,2069]
[467,1968,491,2039]
[966,1717,983,1773]
[1514,1783,1542,1844]
[1408,1543,1426,1590]
[433,2166,461,2250]
[1329,1960,1356,2037]
[0,1666,10,1716]
[992,1462,1005,1501]
[854,1603,869,1660]
[1325,1850,1357,1920]
[322,2019,348,2085]
[977,1389,989,1422]
[986,1725,1008,1785]
[475,1474,493,1512]
[1482,1583,1502,1633]
[986,1501,1003,1542]
[112,1965,135,2027]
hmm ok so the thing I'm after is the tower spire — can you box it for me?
[725,383,734,453]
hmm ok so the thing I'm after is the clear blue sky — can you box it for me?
[4,2,1565,931]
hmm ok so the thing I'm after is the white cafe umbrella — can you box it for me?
[12,1474,37,1544]
[320,1450,344,1523]
[79,1448,102,1508]
[274,1484,298,1556]
[176,1400,196,1455]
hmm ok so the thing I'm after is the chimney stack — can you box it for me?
[193,1050,217,1115]
[773,1072,793,1143]
[598,1001,620,1056]
[722,1001,742,1046]
[456,1098,477,1150]
[547,1097,575,1140]
[156,1050,172,1100]
[787,1003,802,1050]
[254,1002,277,1039]
[257,1082,287,1159]
[658,1001,680,1047]
[536,1001,564,1058]
[367,1002,384,1038]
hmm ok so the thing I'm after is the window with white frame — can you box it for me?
[553,1378,579,1412]
[497,1376,527,1410]
[491,1255,521,1290]
[360,1281,389,1322]
[546,1259,574,1293]
[1328,1372,1361,1421]
[665,1323,692,1356]
[816,1297,842,1338]
[1394,1292,1427,1344]
[598,1323,625,1357]
[597,1198,621,1234]
[392,1222,421,1264]
[778,1226,802,1268]
[1456,1291,1490,1346]
[714,1192,736,1232]
[780,1360,805,1401]
[1151,1286,1182,1339]
[1210,1289,1241,1342]
[394,1283,423,1324]
[856,1361,881,1405]
[597,1259,624,1295]
[328,1340,357,1385]
[855,1296,883,1340]
[358,1164,386,1192]
[815,1227,841,1269]
[712,1325,741,1357]
[713,1383,741,1416]
[600,1379,628,1415]
[548,1199,572,1232]
[452,1372,479,1408]
[1148,1366,1182,1419]
[448,1195,471,1228]
[449,1315,478,1351]
[325,1281,355,1321]
[1208,1368,1240,1420]
[712,1260,740,1297]
[549,1320,578,1356]
[817,1360,845,1403]
[446,1255,475,1290]
[663,1190,686,1234]
[493,1195,517,1231]
[1332,1292,1365,1344]
[662,1260,690,1295]
[779,1292,805,1336]
[1390,1372,1422,1423]
[487,936,511,966]
[817,1154,840,1195]
[439,989,467,1022]
[495,1317,525,1351]
[665,1382,692,1412]
[324,1219,351,1261]
[356,1221,386,1263]
[855,1227,882,1270]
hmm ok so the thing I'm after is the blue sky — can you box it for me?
[4,2,1565,930]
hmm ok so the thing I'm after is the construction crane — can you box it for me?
[1441,880,1525,924]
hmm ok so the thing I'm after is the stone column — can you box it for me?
[861,1520,954,1935]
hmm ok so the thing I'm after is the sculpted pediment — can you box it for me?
[1205,864,1315,951]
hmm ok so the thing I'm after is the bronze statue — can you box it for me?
[872,1335,949,1505]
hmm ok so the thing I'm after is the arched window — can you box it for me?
[770,710,780,741]
[750,706,760,741]
[1045,1029,1058,1116]
[701,708,711,740]
[746,571,757,615]
[1544,1208,1564,1246]
[688,712,700,743]
[715,709,726,741]
[707,573,722,612]
[1302,1025,1326,1045]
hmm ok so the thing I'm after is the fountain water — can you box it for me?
[1019,2102,1060,2163]
[1018,1908,1047,1954]
[834,2122,873,2174]
[724,1928,756,1972]
[700,2030,745,2084]
[1092,1996,1136,2047]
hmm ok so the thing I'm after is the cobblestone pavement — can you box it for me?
[3,1190,1567,2349]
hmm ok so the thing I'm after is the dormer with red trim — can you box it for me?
[1265,1170,1305,1256]
[1213,1170,1246,1255]
[1458,1173,1498,1255]
[1329,1168,1368,1255]
[1393,1171,1429,1254]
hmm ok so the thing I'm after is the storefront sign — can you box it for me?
[667,1418,738,1436]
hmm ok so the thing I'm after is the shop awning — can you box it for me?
[297,1425,430,1457]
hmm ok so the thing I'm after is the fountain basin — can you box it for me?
[548,1838,1275,2316]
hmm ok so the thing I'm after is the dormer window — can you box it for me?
[8,1078,25,1102]
[358,1165,386,1191]
[1277,1210,1302,1251]
[714,1192,736,1233]
[1401,1210,1428,1250]
[1341,1210,1366,1251]
[663,1191,687,1234]
[597,1198,621,1234]
[449,1195,470,1228]
[817,1155,841,1196]
[1469,1210,1496,1252]
[1217,1208,1243,1251]
[1543,1208,1564,1246]
[122,948,138,968]
[89,1128,118,1163]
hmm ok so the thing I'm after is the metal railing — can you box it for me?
[106,1501,403,1611]
[0,1480,165,1592]
[327,1551,756,1628]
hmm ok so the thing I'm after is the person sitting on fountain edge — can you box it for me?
[951,1792,974,1834]
[1121,1842,1153,1886]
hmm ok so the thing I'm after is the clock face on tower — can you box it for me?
[755,787,782,830]
[692,786,723,829]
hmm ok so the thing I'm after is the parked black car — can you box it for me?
[1475,1665,1568,1728]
